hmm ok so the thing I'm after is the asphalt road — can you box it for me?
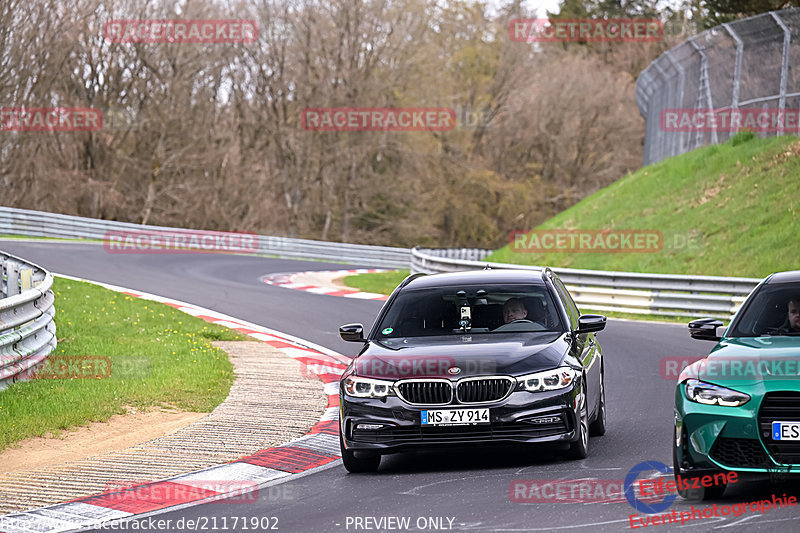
[2,240,798,533]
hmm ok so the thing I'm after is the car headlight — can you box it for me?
[517,367,579,392]
[684,379,750,407]
[343,376,395,398]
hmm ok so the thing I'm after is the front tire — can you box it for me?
[589,370,606,437]
[675,474,726,501]
[340,429,380,473]
[672,443,726,500]
[566,385,589,460]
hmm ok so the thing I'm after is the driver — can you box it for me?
[788,296,800,332]
[503,298,528,324]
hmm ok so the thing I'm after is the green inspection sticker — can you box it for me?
[382,327,393,335]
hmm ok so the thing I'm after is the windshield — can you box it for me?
[375,284,564,338]
[728,282,800,337]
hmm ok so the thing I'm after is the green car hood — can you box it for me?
[680,336,800,387]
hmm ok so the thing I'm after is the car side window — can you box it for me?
[728,282,800,337]
[553,277,579,330]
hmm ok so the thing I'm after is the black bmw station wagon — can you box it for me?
[338,268,607,472]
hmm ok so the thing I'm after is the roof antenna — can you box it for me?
[483,264,491,270]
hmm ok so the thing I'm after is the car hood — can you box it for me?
[351,332,569,380]
[682,336,800,385]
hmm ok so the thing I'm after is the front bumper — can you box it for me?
[674,382,800,477]
[340,383,580,454]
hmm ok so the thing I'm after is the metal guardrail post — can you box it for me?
[20,267,33,291]
[0,256,5,298]
[6,260,20,296]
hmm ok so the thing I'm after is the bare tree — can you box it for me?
[1,0,686,248]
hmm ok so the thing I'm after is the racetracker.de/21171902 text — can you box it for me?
[94,516,279,530]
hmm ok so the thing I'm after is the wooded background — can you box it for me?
[0,0,778,247]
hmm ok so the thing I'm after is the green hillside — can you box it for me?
[487,133,799,278]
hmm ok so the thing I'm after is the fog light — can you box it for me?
[356,423,385,430]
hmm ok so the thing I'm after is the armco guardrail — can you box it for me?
[411,247,760,320]
[0,250,57,390]
[0,206,762,319]
[0,206,410,269]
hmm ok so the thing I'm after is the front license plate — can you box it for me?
[421,408,489,426]
[772,421,800,440]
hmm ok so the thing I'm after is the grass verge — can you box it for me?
[343,270,410,294]
[488,133,800,278]
[0,277,244,452]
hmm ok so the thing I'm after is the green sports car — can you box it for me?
[674,270,800,499]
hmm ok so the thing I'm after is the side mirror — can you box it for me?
[339,323,365,342]
[689,318,725,341]
[575,314,606,334]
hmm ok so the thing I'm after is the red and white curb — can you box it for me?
[263,269,389,301]
[0,275,348,533]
